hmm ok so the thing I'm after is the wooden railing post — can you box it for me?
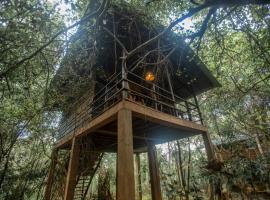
[148,143,162,200]
[117,109,135,200]
[64,137,80,200]
[45,149,58,200]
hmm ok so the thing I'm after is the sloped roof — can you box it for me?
[50,2,220,109]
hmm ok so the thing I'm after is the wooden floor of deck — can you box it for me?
[54,99,208,151]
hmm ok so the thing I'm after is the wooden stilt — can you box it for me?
[135,153,142,200]
[202,132,215,161]
[64,137,80,200]
[117,109,135,200]
[148,143,162,200]
[45,149,58,200]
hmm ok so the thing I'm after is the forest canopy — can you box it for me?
[0,0,269,199]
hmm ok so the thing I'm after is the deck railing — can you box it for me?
[56,70,203,140]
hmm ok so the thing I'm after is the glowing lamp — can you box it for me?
[145,71,155,81]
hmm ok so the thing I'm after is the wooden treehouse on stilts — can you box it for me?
[45,2,220,200]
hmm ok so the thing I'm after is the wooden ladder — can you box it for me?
[72,142,103,200]
[73,174,92,200]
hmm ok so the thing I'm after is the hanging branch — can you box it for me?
[102,27,128,54]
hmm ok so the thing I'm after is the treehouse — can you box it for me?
[45,2,220,200]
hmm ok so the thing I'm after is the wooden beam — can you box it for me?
[55,99,207,149]
[202,132,215,161]
[96,129,165,142]
[123,100,207,133]
[54,134,73,149]
[117,109,135,200]
[64,137,80,200]
[55,101,124,149]
[45,149,58,200]
[148,143,162,200]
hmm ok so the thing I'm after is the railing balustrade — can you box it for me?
[56,70,203,140]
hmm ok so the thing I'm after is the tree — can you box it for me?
[0,0,269,199]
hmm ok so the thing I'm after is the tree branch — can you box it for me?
[127,3,209,58]
[0,0,109,79]
[188,7,217,40]
[206,0,270,7]
[127,0,270,59]
[102,27,128,54]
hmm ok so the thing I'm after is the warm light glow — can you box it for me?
[145,71,155,81]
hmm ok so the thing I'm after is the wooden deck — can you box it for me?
[46,74,217,200]
[55,99,208,151]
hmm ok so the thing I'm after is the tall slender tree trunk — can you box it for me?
[186,142,191,200]
[176,141,186,198]
[135,153,142,200]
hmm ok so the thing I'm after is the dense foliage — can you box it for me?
[0,0,269,199]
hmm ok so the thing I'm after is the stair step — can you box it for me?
[73,153,103,200]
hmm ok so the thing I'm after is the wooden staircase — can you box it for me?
[73,139,103,200]
[74,174,93,200]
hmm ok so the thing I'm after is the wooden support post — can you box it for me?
[202,132,215,161]
[148,143,162,200]
[45,149,58,200]
[117,109,135,200]
[64,137,80,200]
[135,153,142,200]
